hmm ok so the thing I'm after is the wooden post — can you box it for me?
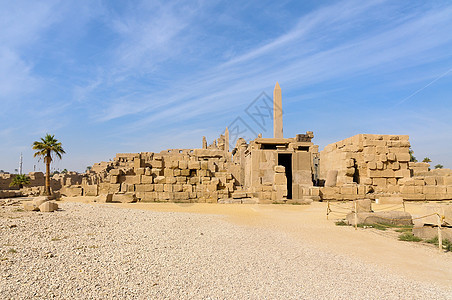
[438,214,443,252]
[327,200,330,220]
[354,200,358,231]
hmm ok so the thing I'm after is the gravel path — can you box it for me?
[1,202,451,299]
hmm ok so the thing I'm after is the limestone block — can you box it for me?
[361,177,372,185]
[424,176,436,186]
[110,169,123,176]
[368,162,377,170]
[274,165,285,173]
[166,177,177,184]
[401,185,415,194]
[402,194,425,201]
[376,146,386,154]
[372,178,386,186]
[154,176,165,184]
[436,185,447,194]
[152,160,163,168]
[110,175,119,184]
[325,170,338,187]
[436,176,446,185]
[395,169,410,178]
[189,177,199,185]
[136,168,145,176]
[413,227,452,241]
[208,161,216,172]
[23,202,39,211]
[345,167,355,176]
[164,184,172,192]
[274,173,287,185]
[390,162,400,170]
[376,196,403,204]
[173,169,181,176]
[183,184,193,192]
[396,153,410,162]
[188,161,201,170]
[141,175,153,184]
[363,146,376,155]
[159,192,170,201]
[414,179,425,186]
[164,169,174,177]
[310,187,320,196]
[376,161,384,170]
[95,194,113,203]
[387,153,396,162]
[445,176,452,185]
[140,192,156,202]
[201,161,208,170]
[347,211,412,226]
[364,154,375,162]
[39,201,59,212]
[355,199,372,212]
[387,185,400,193]
[275,185,287,199]
[341,186,357,195]
[386,178,396,185]
[154,184,164,192]
[33,196,49,207]
[173,184,183,192]
[179,161,188,169]
[181,169,190,176]
[176,176,186,184]
[113,193,137,203]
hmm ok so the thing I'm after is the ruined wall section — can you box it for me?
[320,134,411,188]
[63,148,242,203]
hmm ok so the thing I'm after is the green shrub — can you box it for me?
[398,233,422,242]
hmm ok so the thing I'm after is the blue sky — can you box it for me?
[1,0,451,173]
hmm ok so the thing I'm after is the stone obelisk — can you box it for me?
[273,82,283,138]
[224,127,229,153]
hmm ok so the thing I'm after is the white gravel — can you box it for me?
[1,202,451,299]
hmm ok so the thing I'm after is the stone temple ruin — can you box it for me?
[2,82,452,203]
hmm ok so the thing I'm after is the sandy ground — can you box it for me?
[1,197,451,299]
[110,200,452,286]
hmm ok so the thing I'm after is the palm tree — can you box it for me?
[409,148,417,162]
[9,174,31,189]
[422,157,432,163]
[32,134,65,195]
[434,164,444,169]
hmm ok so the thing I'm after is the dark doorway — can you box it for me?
[352,158,360,184]
[278,153,292,199]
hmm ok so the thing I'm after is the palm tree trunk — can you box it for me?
[45,152,51,196]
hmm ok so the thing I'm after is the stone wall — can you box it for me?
[319,134,452,201]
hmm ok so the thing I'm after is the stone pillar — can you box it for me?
[273,82,283,138]
[202,136,207,149]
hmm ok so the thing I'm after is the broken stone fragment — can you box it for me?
[33,196,49,207]
[23,202,39,211]
[113,193,137,203]
[39,201,59,212]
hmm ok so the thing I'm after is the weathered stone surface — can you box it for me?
[23,202,39,211]
[413,226,452,241]
[325,170,338,187]
[113,193,137,203]
[355,199,372,213]
[39,201,59,212]
[95,194,113,203]
[33,196,49,207]
[347,211,412,226]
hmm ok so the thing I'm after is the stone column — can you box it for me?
[273,82,283,138]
